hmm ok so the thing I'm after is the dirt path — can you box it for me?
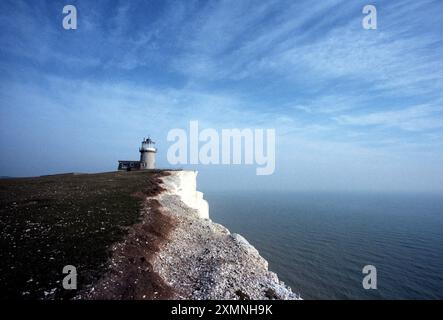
[78,174,178,300]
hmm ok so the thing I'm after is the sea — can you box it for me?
[205,191,443,299]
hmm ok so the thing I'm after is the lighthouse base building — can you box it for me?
[118,137,157,171]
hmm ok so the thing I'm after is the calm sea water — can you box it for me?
[205,191,443,299]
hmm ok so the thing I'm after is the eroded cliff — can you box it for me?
[151,170,299,300]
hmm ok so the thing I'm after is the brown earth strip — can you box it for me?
[79,197,177,299]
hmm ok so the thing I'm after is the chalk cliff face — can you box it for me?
[153,170,300,300]
[159,171,209,219]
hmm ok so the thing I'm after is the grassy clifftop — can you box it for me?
[0,170,166,299]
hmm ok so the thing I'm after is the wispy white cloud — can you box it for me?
[335,104,443,131]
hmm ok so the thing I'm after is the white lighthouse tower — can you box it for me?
[139,137,156,169]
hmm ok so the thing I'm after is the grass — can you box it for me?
[0,170,167,299]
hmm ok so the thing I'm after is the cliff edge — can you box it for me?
[151,170,299,300]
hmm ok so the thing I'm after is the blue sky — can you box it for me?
[1,0,443,192]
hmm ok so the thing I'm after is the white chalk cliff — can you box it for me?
[159,171,209,219]
[153,170,300,300]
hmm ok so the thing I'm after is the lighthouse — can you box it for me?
[139,137,157,169]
